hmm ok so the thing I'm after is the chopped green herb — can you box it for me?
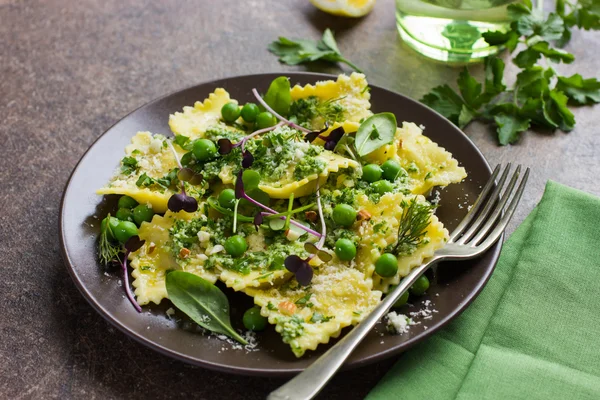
[120,156,138,175]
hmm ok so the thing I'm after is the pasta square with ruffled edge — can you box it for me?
[168,88,235,140]
[245,262,382,357]
[290,72,372,130]
[96,132,186,213]
[129,211,219,305]
[364,122,467,195]
[355,192,449,294]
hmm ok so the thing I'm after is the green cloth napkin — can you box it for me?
[368,181,600,400]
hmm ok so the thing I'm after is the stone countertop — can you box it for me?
[1,0,599,398]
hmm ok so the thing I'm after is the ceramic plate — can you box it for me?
[60,72,501,376]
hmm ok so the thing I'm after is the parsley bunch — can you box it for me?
[422,0,600,145]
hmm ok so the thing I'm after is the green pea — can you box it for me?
[113,220,139,243]
[381,160,406,182]
[241,103,260,123]
[115,208,133,222]
[410,275,430,296]
[221,102,241,123]
[218,189,236,209]
[192,139,218,162]
[101,216,121,240]
[334,238,357,261]
[224,235,248,257]
[372,180,394,195]
[243,306,268,331]
[375,253,398,277]
[256,111,276,129]
[362,164,383,183]
[332,204,357,227]
[118,195,138,209]
[389,286,410,308]
[132,204,154,226]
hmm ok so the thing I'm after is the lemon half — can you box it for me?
[309,0,376,17]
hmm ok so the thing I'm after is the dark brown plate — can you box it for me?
[59,72,501,377]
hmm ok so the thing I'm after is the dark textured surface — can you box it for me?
[1,0,598,399]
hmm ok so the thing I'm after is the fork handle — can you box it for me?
[267,257,441,400]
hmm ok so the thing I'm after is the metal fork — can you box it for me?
[268,164,529,400]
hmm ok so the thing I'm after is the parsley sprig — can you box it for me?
[422,0,600,145]
[269,29,362,73]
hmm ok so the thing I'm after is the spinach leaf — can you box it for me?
[355,113,397,157]
[165,271,248,344]
[263,76,291,117]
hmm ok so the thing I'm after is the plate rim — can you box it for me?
[59,72,502,377]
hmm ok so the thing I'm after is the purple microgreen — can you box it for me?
[242,150,254,169]
[253,211,264,231]
[189,173,204,186]
[121,249,142,313]
[218,138,233,155]
[177,167,194,182]
[235,172,322,239]
[284,255,314,286]
[235,170,245,199]
[304,122,330,143]
[125,236,145,253]
[168,193,198,213]
[284,255,303,273]
[252,88,311,133]
[321,126,345,151]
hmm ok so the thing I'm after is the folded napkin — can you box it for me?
[368,181,600,400]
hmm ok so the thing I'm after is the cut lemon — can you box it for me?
[309,0,376,17]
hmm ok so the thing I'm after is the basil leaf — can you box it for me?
[165,271,248,344]
[264,76,291,116]
[355,113,397,157]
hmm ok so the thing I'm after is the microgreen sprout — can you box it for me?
[306,126,346,151]
[121,236,146,313]
[218,121,285,155]
[284,255,313,286]
[234,171,322,238]
[167,141,199,213]
[252,88,311,133]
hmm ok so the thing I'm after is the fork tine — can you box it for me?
[449,164,501,242]
[469,165,522,246]
[456,164,512,244]
[473,167,529,254]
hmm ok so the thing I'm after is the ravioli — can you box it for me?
[364,122,467,195]
[290,73,372,129]
[246,262,382,357]
[130,211,218,305]
[97,132,185,213]
[169,88,235,139]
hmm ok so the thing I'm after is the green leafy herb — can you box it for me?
[294,292,313,307]
[165,271,248,344]
[98,214,122,265]
[267,301,277,310]
[263,76,292,117]
[174,135,193,151]
[120,156,138,175]
[355,113,397,156]
[391,199,435,256]
[421,0,600,145]
[310,312,333,323]
[268,28,362,73]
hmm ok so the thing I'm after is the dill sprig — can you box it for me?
[98,214,122,266]
[391,199,435,256]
